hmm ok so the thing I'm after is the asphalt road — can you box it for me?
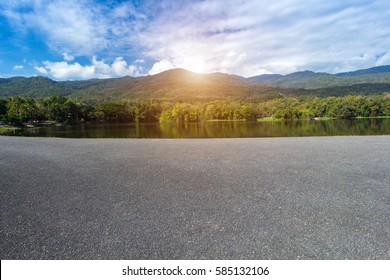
[1,136,389,259]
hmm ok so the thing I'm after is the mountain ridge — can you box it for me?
[336,65,390,76]
[247,65,390,89]
[1,66,390,101]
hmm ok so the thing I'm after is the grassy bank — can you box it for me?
[355,116,390,119]
[313,117,338,121]
[0,125,20,134]
[207,119,247,122]
[257,118,282,122]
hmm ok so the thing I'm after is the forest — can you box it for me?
[1,94,389,126]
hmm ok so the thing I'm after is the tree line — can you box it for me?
[1,94,389,125]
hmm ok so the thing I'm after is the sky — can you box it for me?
[1,0,390,80]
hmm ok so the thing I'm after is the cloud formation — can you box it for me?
[1,0,390,78]
[62,53,75,62]
[34,66,48,75]
[148,59,174,75]
[139,0,390,75]
[1,0,110,56]
[39,57,142,80]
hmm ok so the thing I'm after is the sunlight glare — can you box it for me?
[181,56,207,74]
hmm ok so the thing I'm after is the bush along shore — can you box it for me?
[0,94,389,129]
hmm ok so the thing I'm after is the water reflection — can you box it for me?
[4,119,390,138]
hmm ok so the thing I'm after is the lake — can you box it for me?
[3,118,390,138]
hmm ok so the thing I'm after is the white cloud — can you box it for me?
[135,0,390,75]
[37,56,142,80]
[2,0,390,77]
[62,53,74,61]
[1,0,110,56]
[111,57,138,76]
[13,65,23,70]
[219,51,248,75]
[43,61,94,79]
[376,52,390,66]
[34,66,48,74]
[148,59,174,75]
[112,2,145,20]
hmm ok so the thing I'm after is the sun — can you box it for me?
[181,56,207,74]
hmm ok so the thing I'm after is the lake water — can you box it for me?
[3,119,390,138]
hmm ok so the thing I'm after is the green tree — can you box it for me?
[43,96,79,123]
[133,100,161,123]
[7,96,39,123]
[0,99,7,120]
[89,102,131,122]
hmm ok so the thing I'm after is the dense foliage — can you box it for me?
[1,95,389,125]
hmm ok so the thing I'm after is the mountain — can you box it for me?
[247,74,283,83]
[0,76,70,97]
[248,65,390,89]
[1,66,390,102]
[336,65,390,76]
[0,69,284,102]
[67,68,286,102]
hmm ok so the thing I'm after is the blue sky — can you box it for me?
[1,0,390,80]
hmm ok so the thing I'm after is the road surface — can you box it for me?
[1,136,389,259]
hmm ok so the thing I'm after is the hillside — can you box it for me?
[248,65,390,89]
[336,65,390,76]
[0,69,285,102]
[65,69,289,102]
[0,76,70,97]
[1,66,390,102]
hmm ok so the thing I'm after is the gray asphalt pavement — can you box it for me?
[0,136,389,259]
